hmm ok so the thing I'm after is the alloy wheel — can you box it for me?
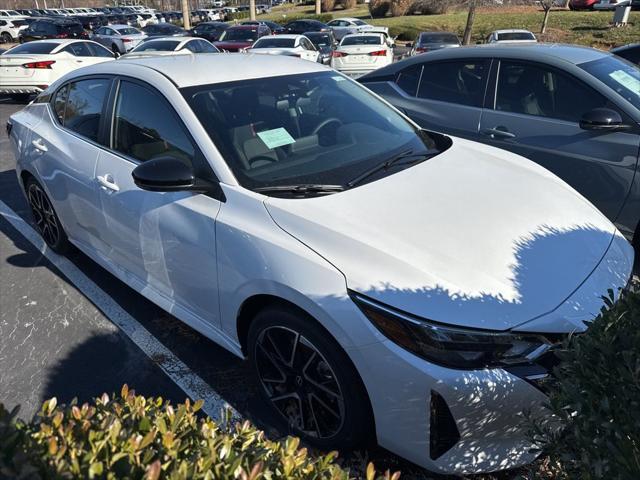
[27,184,60,247]
[254,326,345,439]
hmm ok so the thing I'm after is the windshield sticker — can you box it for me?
[610,70,640,95]
[257,128,296,149]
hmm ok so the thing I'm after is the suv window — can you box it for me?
[112,81,195,164]
[417,60,487,107]
[62,78,110,142]
[395,64,422,97]
[496,61,609,122]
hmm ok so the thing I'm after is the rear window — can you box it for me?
[253,37,295,48]
[117,27,140,35]
[7,42,58,54]
[133,40,180,52]
[306,33,332,46]
[11,20,27,27]
[497,32,535,41]
[219,28,258,41]
[341,36,382,46]
[419,33,459,45]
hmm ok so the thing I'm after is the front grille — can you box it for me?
[429,390,460,460]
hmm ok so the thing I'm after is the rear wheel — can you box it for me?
[1,32,12,44]
[112,44,121,55]
[25,178,71,254]
[248,306,373,450]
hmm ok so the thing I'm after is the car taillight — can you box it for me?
[415,47,427,53]
[22,60,55,69]
[55,32,68,38]
[369,49,387,56]
[332,51,346,57]
[122,37,132,42]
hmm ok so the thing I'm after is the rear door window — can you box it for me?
[62,78,111,142]
[417,60,488,107]
[395,64,422,97]
[61,42,92,57]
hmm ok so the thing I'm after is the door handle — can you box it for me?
[97,174,120,192]
[31,138,48,152]
[481,127,516,140]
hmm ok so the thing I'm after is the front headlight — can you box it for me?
[351,292,552,370]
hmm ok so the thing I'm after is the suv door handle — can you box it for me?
[31,138,48,152]
[481,127,516,139]
[97,174,120,192]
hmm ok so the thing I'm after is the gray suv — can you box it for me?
[359,44,640,252]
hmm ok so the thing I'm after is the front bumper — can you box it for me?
[348,338,547,475]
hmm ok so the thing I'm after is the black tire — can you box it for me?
[112,44,121,55]
[25,177,71,254]
[1,32,12,44]
[248,306,373,450]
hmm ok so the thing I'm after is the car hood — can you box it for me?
[264,138,628,331]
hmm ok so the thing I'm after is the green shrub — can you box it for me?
[0,385,399,480]
[530,288,640,479]
[227,11,251,21]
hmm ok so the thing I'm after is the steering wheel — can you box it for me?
[312,117,342,136]
[248,155,278,168]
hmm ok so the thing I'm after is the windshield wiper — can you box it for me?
[254,184,345,197]
[346,149,435,188]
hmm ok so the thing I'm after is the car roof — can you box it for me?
[111,24,137,30]
[77,53,327,87]
[492,29,535,34]
[228,24,261,29]
[258,34,302,39]
[405,43,608,65]
[342,32,383,38]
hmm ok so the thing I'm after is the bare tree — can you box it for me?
[462,0,476,45]
[539,0,554,34]
[316,0,321,14]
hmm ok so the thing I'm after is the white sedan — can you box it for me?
[0,39,115,100]
[124,36,219,57]
[8,53,633,476]
[327,17,389,40]
[330,33,393,78]
[248,34,320,62]
[485,29,537,44]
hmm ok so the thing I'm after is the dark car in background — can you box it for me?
[304,30,336,64]
[281,19,329,35]
[409,31,460,56]
[359,45,640,250]
[213,24,270,52]
[73,15,108,32]
[190,21,229,42]
[19,18,88,43]
[142,23,186,38]
[612,43,640,65]
[241,20,285,34]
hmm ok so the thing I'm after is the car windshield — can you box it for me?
[117,27,140,35]
[219,28,258,41]
[419,33,459,44]
[341,35,381,46]
[306,33,332,46]
[253,37,295,48]
[580,56,640,110]
[497,32,535,41]
[7,42,57,54]
[134,40,180,51]
[182,71,446,191]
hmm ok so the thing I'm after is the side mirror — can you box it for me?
[579,108,630,132]
[132,157,213,193]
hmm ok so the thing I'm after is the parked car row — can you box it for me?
[569,0,640,9]
[6,46,636,478]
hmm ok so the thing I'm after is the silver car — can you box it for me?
[92,24,146,54]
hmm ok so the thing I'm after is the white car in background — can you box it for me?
[327,17,389,40]
[486,29,537,44]
[0,9,26,19]
[0,39,115,100]
[92,25,147,55]
[0,18,29,43]
[124,36,219,57]
[7,53,634,477]
[331,33,394,78]
[248,34,320,62]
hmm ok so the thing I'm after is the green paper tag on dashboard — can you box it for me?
[257,128,296,149]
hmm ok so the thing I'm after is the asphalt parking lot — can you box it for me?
[0,97,430,478]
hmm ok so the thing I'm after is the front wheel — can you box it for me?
[1,32,12,44]
[248,306,373,450]
[25,178,71,254]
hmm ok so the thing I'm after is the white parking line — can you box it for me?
[0,199,240,421]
